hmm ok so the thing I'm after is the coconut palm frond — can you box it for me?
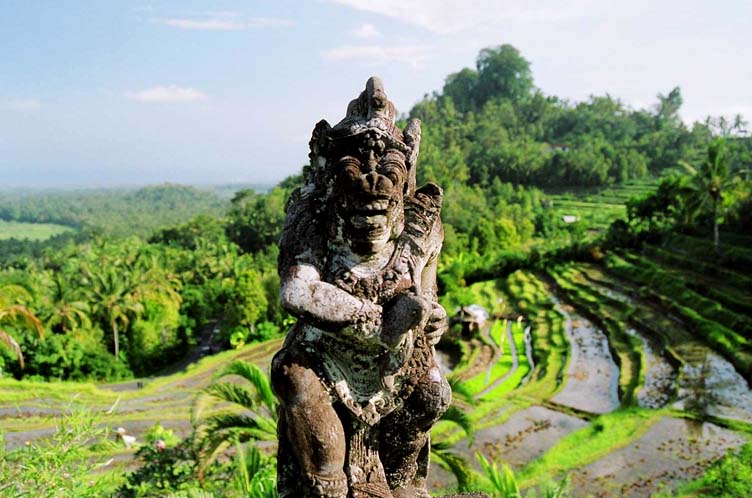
[237,442,264,478]
[476,452,520,497]
[0,305,44,337]
[677,160,698,176]
[191,391,216,426]
[193,360,279,478]
[197,432,235,476]
[215,361,277,412]
[197,415,275,473]
[448,375,476,405]
[430,440,453,451]
[203,382,260,413]
[440,405,475,446]
[0,284,35,307]
[202,413,277,441]
[431,447,474,492]
[0,330,24,369]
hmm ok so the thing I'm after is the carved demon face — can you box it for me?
[330,132,407,256]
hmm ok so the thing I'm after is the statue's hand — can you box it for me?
[380,293,431,350]
[353,299,383,342]
[424,302,447,346]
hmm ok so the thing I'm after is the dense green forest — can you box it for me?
[0,43,750,496]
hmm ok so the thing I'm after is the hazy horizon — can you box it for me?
[2,0,750,187]
[0,180,276,192]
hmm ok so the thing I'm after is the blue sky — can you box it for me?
[1,0,750,187]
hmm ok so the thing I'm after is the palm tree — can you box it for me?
[679,138,736,251]
[84,266,141,360]
[39,273,91,335]
[83,260,180,361]
[192,360,278,477]
[0,285,44,369]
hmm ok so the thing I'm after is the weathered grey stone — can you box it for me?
[271,77,451,497]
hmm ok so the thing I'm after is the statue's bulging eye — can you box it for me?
[335,156,361,178]
[380,159,406,186]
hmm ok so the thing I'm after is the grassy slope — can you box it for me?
[548,179,657,232]
[0,339,281,435]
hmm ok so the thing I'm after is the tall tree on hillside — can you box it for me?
[679,138,736,251]
[475,44,533,105]
[443,67,480,112]
[226,188,288,254]
[655,87,683,129]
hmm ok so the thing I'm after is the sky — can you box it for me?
[1,0,750,188]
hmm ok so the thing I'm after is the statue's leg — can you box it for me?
[380,365,451,497]
[272,348,348,497]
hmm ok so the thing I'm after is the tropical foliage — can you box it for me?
[192,361,278,473]
[0,41,750,497]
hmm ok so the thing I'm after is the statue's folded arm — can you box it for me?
[280,263,382,337]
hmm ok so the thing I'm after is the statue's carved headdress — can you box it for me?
[306,76,422,196]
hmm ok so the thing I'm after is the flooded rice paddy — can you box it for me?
[571,417,746,498]
[625,328,677,408]
[550,296,620,414]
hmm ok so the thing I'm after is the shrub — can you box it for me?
[700,443,752,498]
[0,405,120,496]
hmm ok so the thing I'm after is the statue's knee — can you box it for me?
[271,350,327,407]
[413,367,451,423]
[271,351,293,401]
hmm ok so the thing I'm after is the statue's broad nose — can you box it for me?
[365,172,378,190]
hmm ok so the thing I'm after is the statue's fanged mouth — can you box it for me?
[354,200,389,216]
[350,198,391,221]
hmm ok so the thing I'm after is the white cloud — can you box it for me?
[4,99,41,111]
[159,12,294,31]
[322,45,432,67]
[352,23,380,38]
[330,0,593,34]
[124,85,207,102]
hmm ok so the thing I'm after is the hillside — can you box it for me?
[0,184,228,238]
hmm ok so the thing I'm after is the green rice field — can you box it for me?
[0,220,74,241]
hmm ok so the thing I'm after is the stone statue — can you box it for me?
[271,76,451,498]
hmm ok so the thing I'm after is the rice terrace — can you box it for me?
[1,2,751,497]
